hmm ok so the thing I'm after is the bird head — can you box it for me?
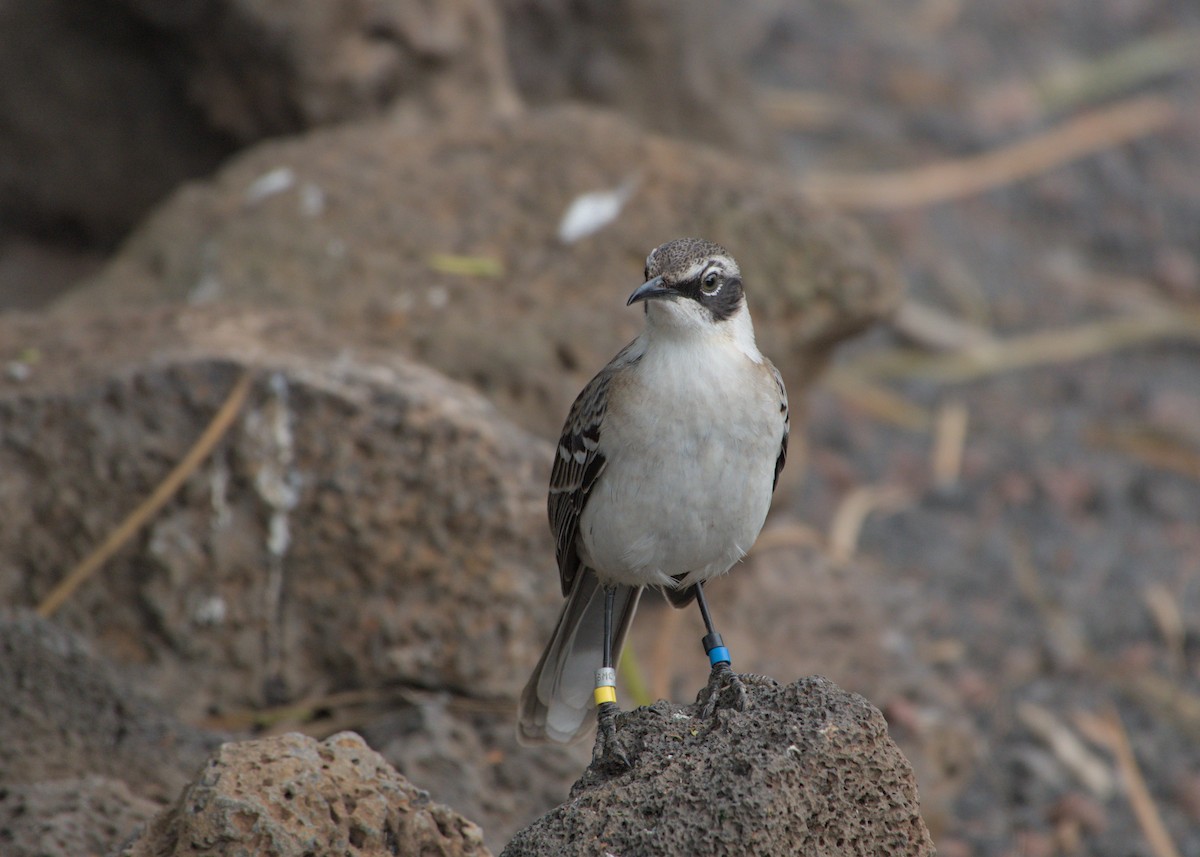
[627,238,746,331]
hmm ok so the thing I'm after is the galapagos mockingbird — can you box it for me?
[518,238,789,760]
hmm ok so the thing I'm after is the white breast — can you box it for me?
[578,320,784,590]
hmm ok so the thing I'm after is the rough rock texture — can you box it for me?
[60,105,900,437]
[0,610,220,802]
[0,610,220,857]
[0,0,517,305]
[0,308,556,720]
[0,0,516,237]
[0,0,231,249]
[0,305,589,849]
[119,731,492,857]
[498,0,778,158]
[502,676,935,857]
[0,776,161,857]
[114,0,518,142]
[0,0,779,310]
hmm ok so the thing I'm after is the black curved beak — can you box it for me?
[626,275,671,306]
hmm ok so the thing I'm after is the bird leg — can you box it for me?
[591,587,630,769]
[592,699,629,769]
[695,582,748,719]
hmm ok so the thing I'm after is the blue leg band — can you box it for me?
[707,646,731,668]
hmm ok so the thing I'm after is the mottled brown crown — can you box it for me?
[644,238,734,283]
[643,238,744,322]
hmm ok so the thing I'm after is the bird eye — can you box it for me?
[701,270,721,294]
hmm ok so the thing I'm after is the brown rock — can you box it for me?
[0,307,557,721]
[119,731,492,857]
[0,0,517,306]
[498,0,779,158]
[0,1,231,249]
[0,305,584,849]
[0,610,219,803]
[115,0,519,141]
[60,105,900,437]
[0,776,161,857]
[501,676,935,856]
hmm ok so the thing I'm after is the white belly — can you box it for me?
[577,340,783,589]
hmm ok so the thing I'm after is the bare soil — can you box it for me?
[752,2,1200,854]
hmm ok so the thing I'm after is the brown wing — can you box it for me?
[771,361,789,491]
[548,342,641,596]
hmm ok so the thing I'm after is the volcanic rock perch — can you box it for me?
[118,731,491,857]
[502,675,935,857]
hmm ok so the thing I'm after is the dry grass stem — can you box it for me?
[1075,708,1183,857]
[426,253,504,278]
[1009,539,1049,610]
[1010,538,1091,667]
[759,87,847,131]
[1017,701,1114,798]
[1087,425,1200,481]
[801,95,1178,210]
[37,371,255,618]
[932,400,969,490]
[1142,584,1187,673]
[1113,670,1200,740]
[202,686,513,735]
[891,300,996,352]
[752,521,825,554]
[828,485,912,563]
[845,310,1200,383]
[1034,30,1200,114]
[199,688,394,732]
[824,368,933,431]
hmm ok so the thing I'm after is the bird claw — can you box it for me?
[698,662,748,720]
[591,701,631,770]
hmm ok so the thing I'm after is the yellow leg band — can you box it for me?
[593,685,617,706]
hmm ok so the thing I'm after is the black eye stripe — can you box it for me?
[643,249,743,322]
[669,273,742,321]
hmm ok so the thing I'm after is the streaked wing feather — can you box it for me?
[548,342,641,596]
[771,362,789,491]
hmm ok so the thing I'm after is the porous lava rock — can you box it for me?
[501,675,935,857]
[118,731,492,857]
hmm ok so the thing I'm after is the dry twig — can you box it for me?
[931,400,969,490]
[1087,425,1200,481]
[1111,670,1200,741]
[845,310,1200,383]
[37,371,255,618]
[828,485,911,563]
[1034,30,1200,115]
[752,521,825,553]
[824,368,933,431]
[1017,701,1114,798]
[759,87,847,131]
[1142,584,1187,673]
[801,95,1178,210]
[1075,708,1183,857]
[891,299,996,352]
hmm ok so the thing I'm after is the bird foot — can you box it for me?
[699,662,749,720]
[591,701,631,770]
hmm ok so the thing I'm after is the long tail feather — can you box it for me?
[517,572,641,744]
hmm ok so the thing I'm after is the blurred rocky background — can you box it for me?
[1,0,1199,855]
